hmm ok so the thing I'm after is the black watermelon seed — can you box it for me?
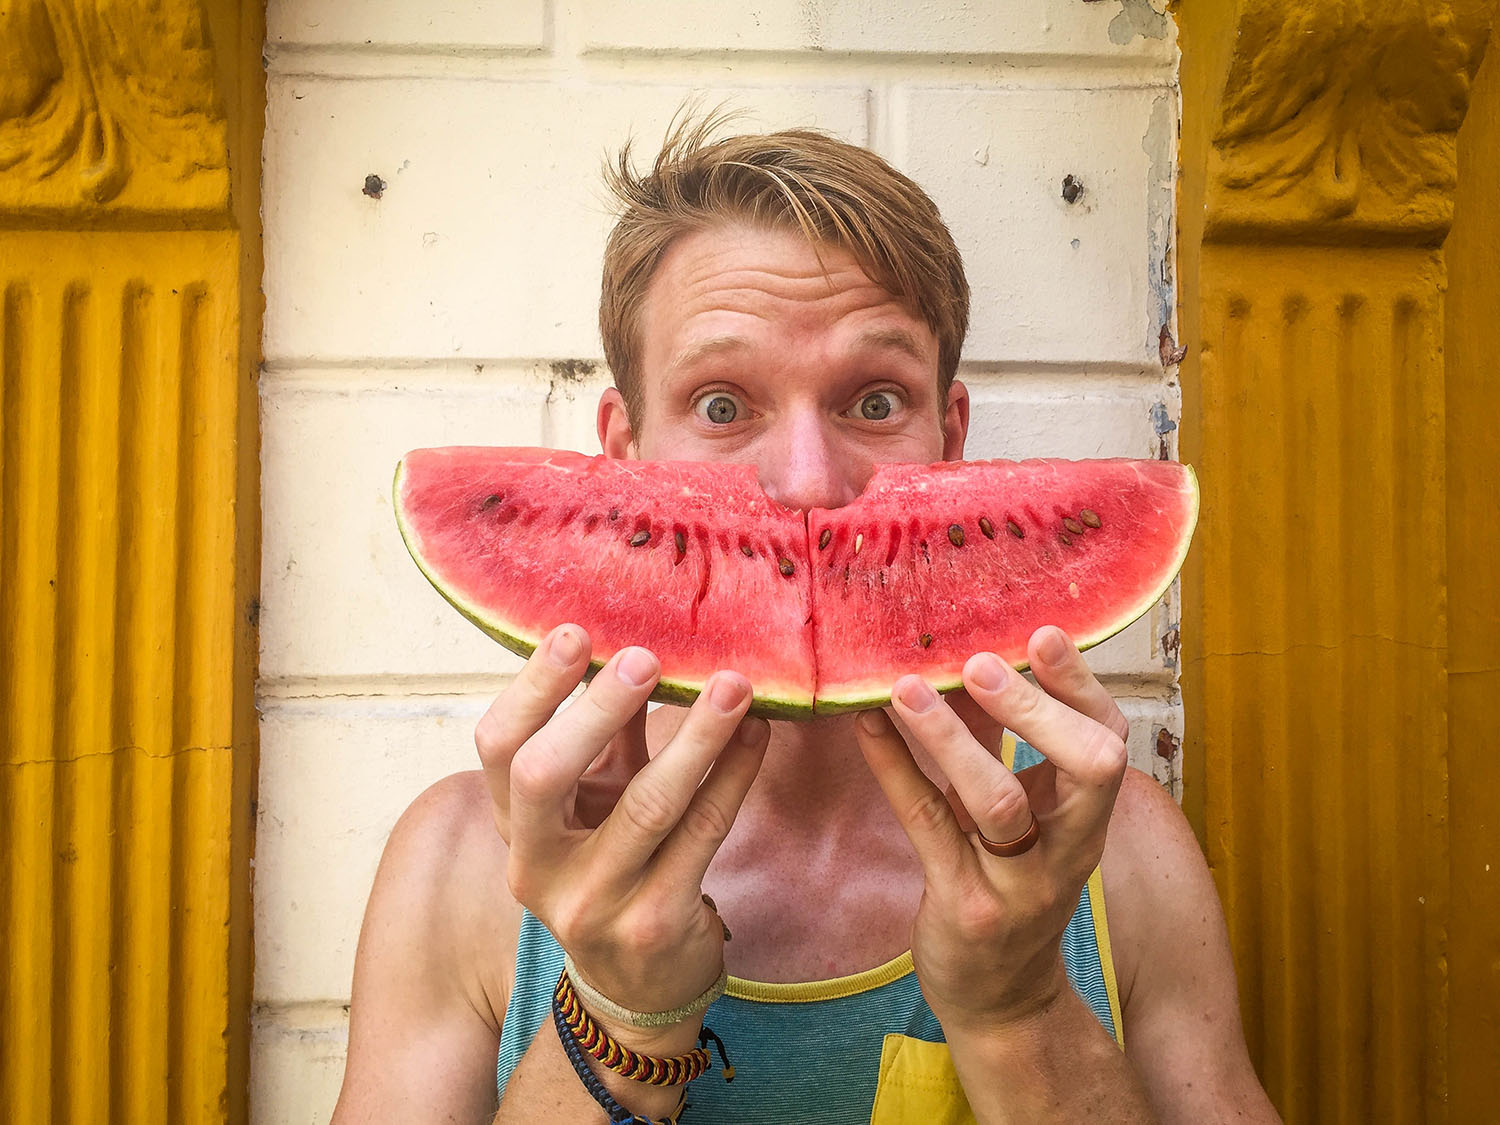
[630,530,651,547]
[979,516,996,539]
[1080,508,1102,529]
[608,508,620,522]
[1007,520,1024,539]
[1058,532,1073,547]
[480,493,501,510]
[818,528,833,550]
[948,524,965,547]
[741,544,755,558]
[778,558,795,577]
[1063,517,1085,536]
[919,633,933,648]
[674,531,686,554]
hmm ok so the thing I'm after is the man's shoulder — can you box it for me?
[1105,766,1193,855]
[1098,766,1224,1014]
[385,769,506,884]
[365,770,523,1016]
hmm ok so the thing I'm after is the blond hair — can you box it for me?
[599,114,970,425]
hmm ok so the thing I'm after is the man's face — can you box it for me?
[597,224,968,511]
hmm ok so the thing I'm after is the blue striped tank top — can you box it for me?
[496,737,1124,1122]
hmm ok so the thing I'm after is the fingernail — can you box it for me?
[1037,629,1067,666]
[617,647,658,687]
[550,627,582,666]
[856,709,888,734]
[968,653,1004,692]
[896,678,938,713]
[709,674,748,713]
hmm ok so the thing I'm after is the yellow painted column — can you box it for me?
[0,3,262,1122]
[1178,2,1499,1121]
[1443,45,1500,1122]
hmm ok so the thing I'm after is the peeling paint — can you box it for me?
[1062,173,1085,203]
[1143,93,1175,358]
[361,172,386,199]
[1108,0,1171,45]
[1150,401,1178,435]
[1158,324,1187,367]
[799,0,826,50]
[1159,622,1180,669]
[1154,727,1180,761]
[549,359,597,382]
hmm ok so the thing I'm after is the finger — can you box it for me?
[474,623,591,830]
[508,645,662,855]
[653,712,772,888]
[594,671,755,865]
[573,702,650,828]
[1028,627,1129,742]
[582,700,651,786]
[944,782,977,833]
[963,651,1128,810]
[854,707,972,877]
[890,676,1032,846]
[946,687,1007,756]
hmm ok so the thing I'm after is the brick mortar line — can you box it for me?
[258,358,1170,380]
[263,48,1176,88]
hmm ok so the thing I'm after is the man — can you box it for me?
[334,119,1278,1123]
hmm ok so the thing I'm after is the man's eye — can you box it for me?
[858,391,897,421]
[696,393,740,425]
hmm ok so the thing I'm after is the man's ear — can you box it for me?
[597,387,638,460]
[942,378,970,461]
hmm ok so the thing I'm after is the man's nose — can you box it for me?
[756,415,869,511]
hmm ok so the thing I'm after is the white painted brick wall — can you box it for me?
[257,2,1179,1118]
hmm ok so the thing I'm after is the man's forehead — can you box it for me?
[666,325,932,373]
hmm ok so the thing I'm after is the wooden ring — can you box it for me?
[977,815,1040,858]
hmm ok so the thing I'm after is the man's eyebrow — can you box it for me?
[669,327,931,372]
[851,327,931,363]
[668,335,752,372]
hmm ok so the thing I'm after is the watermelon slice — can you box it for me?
[394,447,1198,718]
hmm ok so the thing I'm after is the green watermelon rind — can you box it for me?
[393,460,816,719]
[394,459,1198,721]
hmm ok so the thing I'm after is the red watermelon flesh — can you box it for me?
[395,447,817,715]
[808,459,1197,712]
[394,447,1198,718]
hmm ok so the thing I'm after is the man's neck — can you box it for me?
[646,705,945,831]
[708,714,933,981]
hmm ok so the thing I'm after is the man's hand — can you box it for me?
[854,624,1129,1034]
[474,623,770,1027]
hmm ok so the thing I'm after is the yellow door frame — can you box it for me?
[1177,1,1499,1120]
[0,2,263,1121]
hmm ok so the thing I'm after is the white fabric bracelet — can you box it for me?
[562,954,729,1029]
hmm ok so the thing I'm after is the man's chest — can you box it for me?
[703,839,925,983]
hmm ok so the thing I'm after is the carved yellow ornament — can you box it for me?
[1207,0,1493,241]
[0,0,228,213]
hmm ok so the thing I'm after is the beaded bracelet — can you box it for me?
[563,954,730,1029]
[555,970,711,1085]
[552,979,688,1125]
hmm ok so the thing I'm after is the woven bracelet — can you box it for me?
[555,971,711,1086]
[551,983,688,1125]
[562,953,729,1029]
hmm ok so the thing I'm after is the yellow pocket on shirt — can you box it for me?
[868,1034,976,1125]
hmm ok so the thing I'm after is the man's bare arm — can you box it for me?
[1105,769,1282,1124]
[333,773,516,1125]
